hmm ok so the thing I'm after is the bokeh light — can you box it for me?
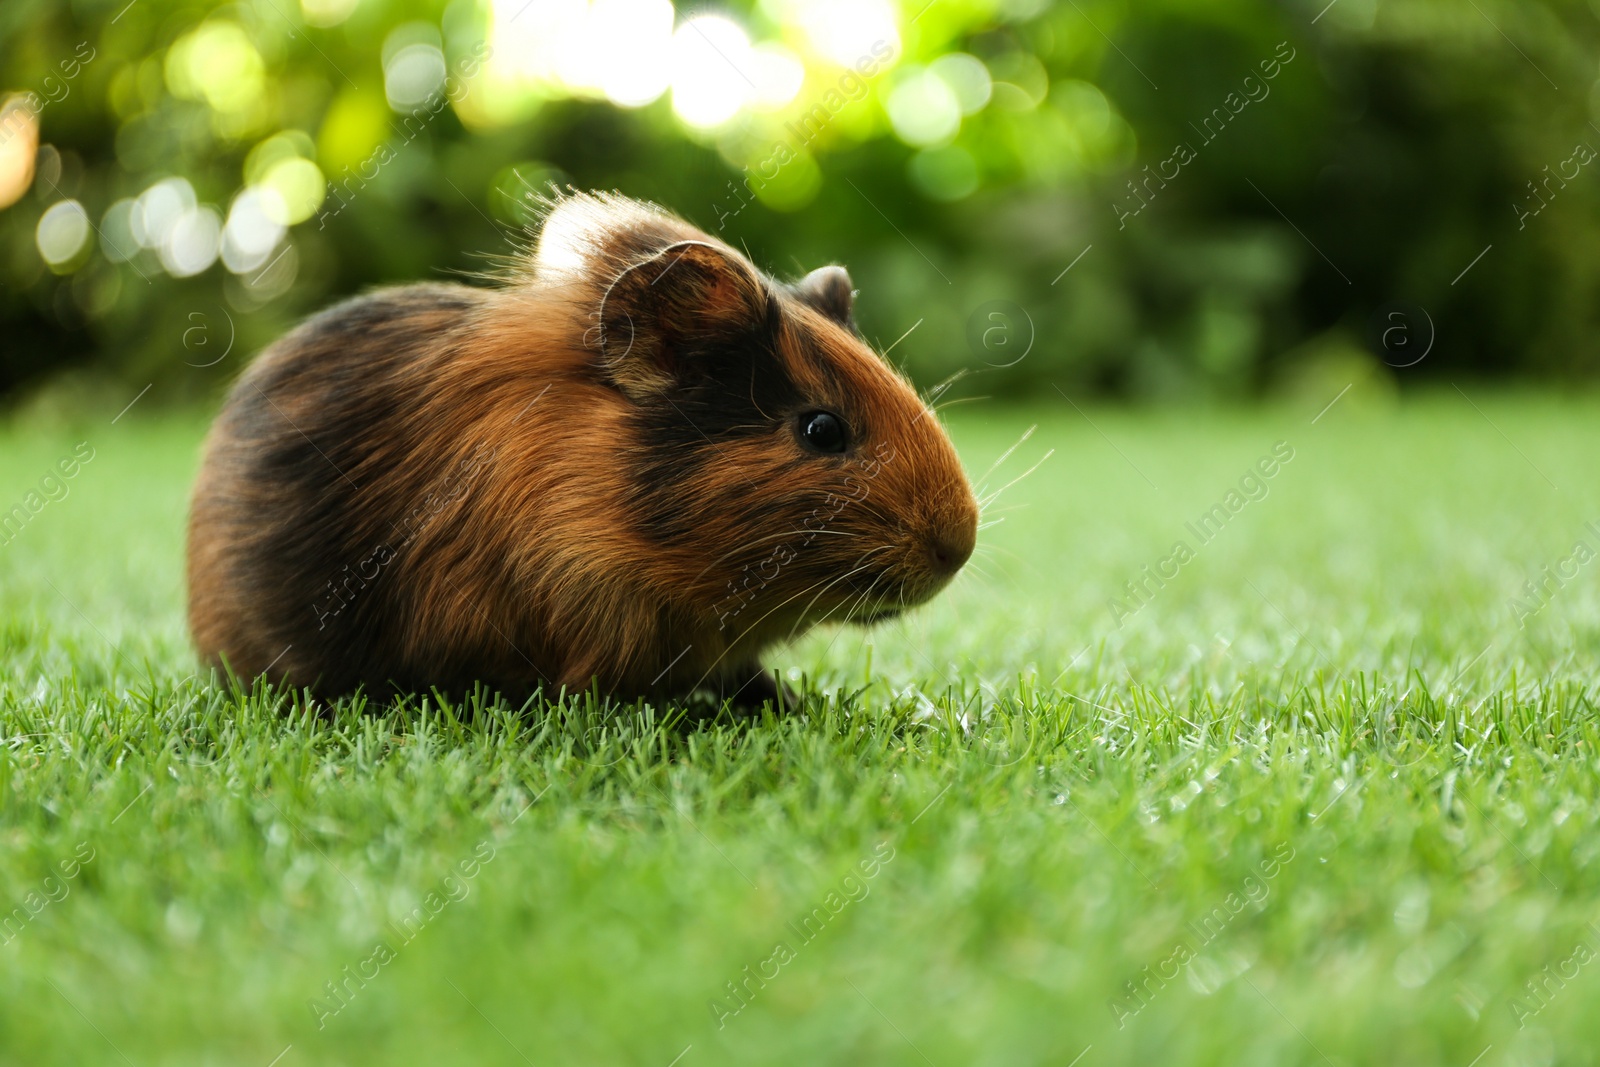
[99,199,140,263]
[0,98,38,211]
[590,0,675,108]
[929,53,991,115]
[132,177,196,250]
[259,159,325,225]
[35,200,90,271]
[781,0,901,68]
[481,1,897,131]
[670,15,755,129]
[165,22,266,122]
[300,0,359,28]
[160,205,222,277]
[385,42,449,112]
[221,188,288,274]
[886,66,962,146]
[749,43,806,111]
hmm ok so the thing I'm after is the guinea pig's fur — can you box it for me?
[186,191,978,707]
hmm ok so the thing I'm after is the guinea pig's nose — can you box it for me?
[926,519,976,576]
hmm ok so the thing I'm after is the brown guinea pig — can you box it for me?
[186,191,978,708]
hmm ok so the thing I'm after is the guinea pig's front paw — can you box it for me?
[720,665,800,715]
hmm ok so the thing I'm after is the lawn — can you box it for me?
[2,387,1599,1066]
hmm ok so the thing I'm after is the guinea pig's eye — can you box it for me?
[797,410,848,454]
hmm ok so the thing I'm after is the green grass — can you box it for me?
[3,389,1600,1066]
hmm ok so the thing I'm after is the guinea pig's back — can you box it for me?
[186,283,488,692]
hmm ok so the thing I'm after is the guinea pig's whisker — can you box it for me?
[691,528,835,582]
[961,559,997,584]
[810,575,879,635]
[850,574,892,621]
[773,552,891,646]
[804,587,874,667]
[977,448,1055,512]
[878,317,922,359]
[747,364,777,423]
[794,587,860,644]
[931,395,988,415]
[920,367,969,406]
[689,551,891,694]
[973,425,1037,496]
[689,527,868,585]
[973,543,1033,574]
[779,550,895,644]
[799,565,902,678]
[827,588,876,633]
[835,496,900,531]
[968,542,1000,564]
[851,560,902,617]
[801,569,884,644]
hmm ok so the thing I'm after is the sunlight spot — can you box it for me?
[785,0,899,68]
[385,43,448,112]
[36,200,90,271]
[222,188,288,274]
[260,158,325,225]
[593,0,674,107]
[887,67,961,147]
[0,98,39,210]
[301,0,359,28]
[166,23,266,115]
[671,16,754,129]
[930,53,991,115]
[160,205,222,277]
[750,43,805,111]
[132,177,196,249]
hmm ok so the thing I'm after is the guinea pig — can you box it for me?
[186,191,978,708]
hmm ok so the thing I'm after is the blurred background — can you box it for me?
[1,0,1597,411]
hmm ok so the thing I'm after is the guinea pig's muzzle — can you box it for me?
[848,496,978,622]
[926,515,977,577]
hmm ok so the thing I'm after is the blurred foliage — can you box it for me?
[2,0,1600,407]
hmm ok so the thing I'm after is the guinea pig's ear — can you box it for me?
[792,265,856,329]
[596,241,770,400]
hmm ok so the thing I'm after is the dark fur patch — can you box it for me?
[192,285,487,694]
[625,300,808,545]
